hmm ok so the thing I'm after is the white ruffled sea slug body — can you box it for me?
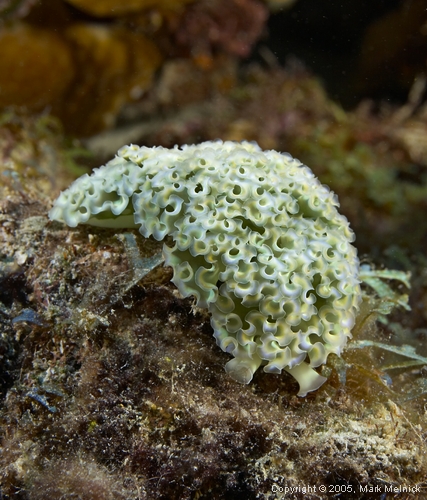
[49,141,362,396]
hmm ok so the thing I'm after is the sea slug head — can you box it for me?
[49,140,362,396]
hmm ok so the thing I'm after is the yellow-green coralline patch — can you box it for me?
[49,141,362,396]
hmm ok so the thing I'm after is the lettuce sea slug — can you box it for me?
[49,141,362,396]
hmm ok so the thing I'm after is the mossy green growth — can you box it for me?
[49,141,362,396]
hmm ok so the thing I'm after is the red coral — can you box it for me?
[175,0,268,58]
[0,0,36,22]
